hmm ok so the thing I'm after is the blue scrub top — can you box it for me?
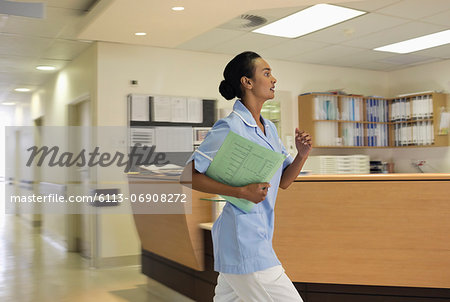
[191,100,293,274]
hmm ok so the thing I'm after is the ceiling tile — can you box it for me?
[0,90,31,103]
[339,0,403,12]
[378,54,438,65]
[421,9,450,27]
[342,21,446,49]
[176,28,245,51]
[260,40,331,61]
[0,71,43,87]
[353,61,401,70]
[2,7,82,39]
[319,50,395,67]
[43,39,92,60]
[0,55,35,72]
[0,82,13,92]
[290,45,364,64]
[246,6,308,22]
[303,13,409,44]
[218,6,306,32]
[376,0,450,19]
[207,32,289,55]
[413,44,450,59]
[0,34,52,57]
[0,82,15,93]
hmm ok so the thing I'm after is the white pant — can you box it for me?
[213,265,303,302]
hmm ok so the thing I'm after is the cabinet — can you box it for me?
[298,92,448,148]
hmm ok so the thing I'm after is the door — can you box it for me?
[67,97,97,266]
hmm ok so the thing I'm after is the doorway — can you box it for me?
[67,96,97,266]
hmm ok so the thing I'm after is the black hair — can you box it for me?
[219,51,261,100]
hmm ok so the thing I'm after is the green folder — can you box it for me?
[205,131,286,212]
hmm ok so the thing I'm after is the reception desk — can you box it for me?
[128,174,215,271]
[274,173,450,289]
[130,173,450,301]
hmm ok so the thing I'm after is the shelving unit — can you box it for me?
[388,93,447,147]
[298,92,448,148]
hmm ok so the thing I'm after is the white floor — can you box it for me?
[0,214,195,302]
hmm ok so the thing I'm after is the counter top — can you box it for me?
[295,173,450,181]
[199,222,213,231]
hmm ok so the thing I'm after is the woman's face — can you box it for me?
[247,58,277,101]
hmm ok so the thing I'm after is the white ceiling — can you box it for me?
[0,0,95,104]
[1,0,450,105]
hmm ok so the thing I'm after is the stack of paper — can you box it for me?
[139,163,184,178]
[304,155,369,174]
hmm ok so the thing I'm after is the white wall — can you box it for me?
[0,105,16,218]
[97,42,389,126]
[31,43,98,127]
[387,59,450,173]
[388,59,450,97]
[29,44,98,250]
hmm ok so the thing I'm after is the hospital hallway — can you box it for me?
[0,213,194,302]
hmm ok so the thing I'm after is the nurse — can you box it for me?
[182,51,312,301]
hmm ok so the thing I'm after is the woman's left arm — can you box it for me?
[279,128,312,189]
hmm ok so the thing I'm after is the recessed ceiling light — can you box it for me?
[172,6,184,11]
[374,29,450,54]
[135,32,147,36]
[1,102,16,106]
[14,88,31,92]
[36,65,56,71]
[252,4,366,38]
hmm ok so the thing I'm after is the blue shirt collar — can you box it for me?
[232,100,266,128]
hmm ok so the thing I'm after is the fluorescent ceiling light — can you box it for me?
[1,102,16,106]
[252,4,366,38]
[135,32,147,36]
[172,6,184,11]
[36,65,56,71]
[374,29,450,54]
[14,88,30,92]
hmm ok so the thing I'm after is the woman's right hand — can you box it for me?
[239,183,271,204]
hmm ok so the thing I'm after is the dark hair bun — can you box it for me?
[219,80,236,100]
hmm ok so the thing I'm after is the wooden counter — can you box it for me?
[274,173,450,289]
[295,173,450,181]
[128,174,215,271]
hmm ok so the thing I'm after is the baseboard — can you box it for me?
[96,254,140,268]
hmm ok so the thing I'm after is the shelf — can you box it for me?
[313,145,392,149]
[313,145,439,149]
[313,119,433,125]
[299,92,448,148]
[295,173,450,181]
[313,120,390,124]
[390,118,433,124]
[391,144,437,148]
